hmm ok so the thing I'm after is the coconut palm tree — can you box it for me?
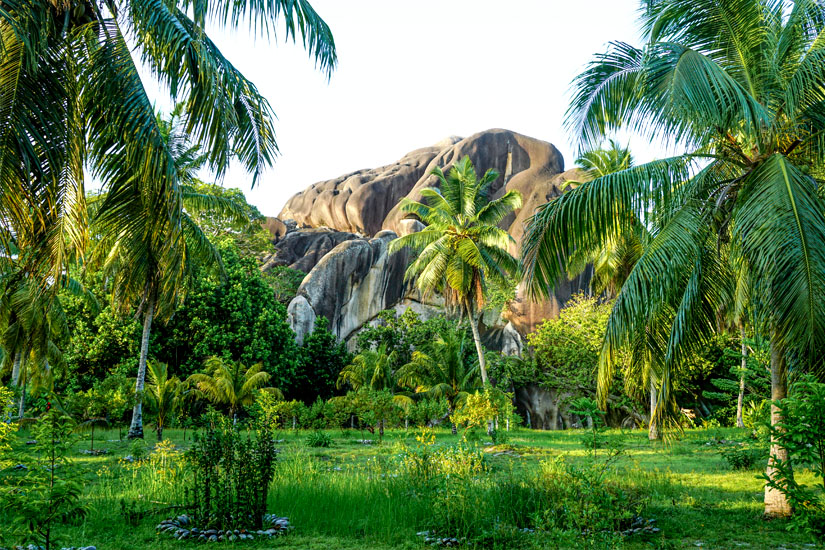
[563,141,645,298]
[338,344,414,434]
[389,156,522,385]
[187,357,278,424]
[337,344,401,393]
[396,329,481,434]
[0,1,335,290]
[94,109,249,439]
[521,0,825,517]
[144,361,183,442]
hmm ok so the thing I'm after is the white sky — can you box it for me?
[145,0,671,217]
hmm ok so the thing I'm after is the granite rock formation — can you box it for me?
[279,128,588,337]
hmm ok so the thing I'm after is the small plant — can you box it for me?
[570,396,607,457]
[0,405,87,550]
[763,375,825,539]
[719,443,765,470]
[187,415,278,530]
[0,386,15,466]
[305,430,332,448]
[129,438,149,461]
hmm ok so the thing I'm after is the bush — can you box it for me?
[186,416,278,530]
[305,430,332,448]
[1,407,86,550]
[719,443,765,470]
[764,375,825,539]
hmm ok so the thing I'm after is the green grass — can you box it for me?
[0,426,819,550]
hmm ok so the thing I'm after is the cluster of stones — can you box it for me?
[0,546,95,550]
[416,531,464,547]
[621,517,660,536]
[79,449,109,456]
[156,514,291,542]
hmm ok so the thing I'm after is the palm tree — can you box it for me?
[93,108,251,439]
[0,1,336,291]
[337,344,413,435]
[187,357,277,424]
[389,156,522,385]
[563,141,645,298]
[144,361,183,442]
[396,329,481,435]
[521,0,825,517]
[337,344,401,393]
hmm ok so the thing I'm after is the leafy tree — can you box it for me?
[144,361,183,441]
[397,328,481,434]
[390,156,522,385]
[155,242,298,383]
[1,406,86,550]
[187,357,277,423]
[522,0,825,517]
[0,0,336,291]
[526,294,614,395]
[291,317,351,402]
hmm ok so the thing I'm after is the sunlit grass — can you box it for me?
[0,426,818,549]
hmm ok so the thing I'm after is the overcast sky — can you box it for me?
[145,0,670,217]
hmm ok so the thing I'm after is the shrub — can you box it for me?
[186,416,277,530]
[305,430,332,448]
[0,406,86,550]
[719,443,765,470]
[763,375,825,539]
[531,456,645,547]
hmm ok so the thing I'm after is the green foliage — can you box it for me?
[450,387,514,436]
[187,417,278,530]
[1,407,86,550]
[570,396,608,456]
[305,430,333,448]
[526,294,613,392]
[187,357,275,421]
[0,386,15,462]
[522,0,825,438]
[188,184,274,258]
[530,456,646,549]
[764,375,825,539]
[266,265,307,305]
[719,443,765,471]
[292,317,351,402]
[157,242,298,384]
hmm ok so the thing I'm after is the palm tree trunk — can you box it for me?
[128,296,154,439]
[157,422,163,442]
[764,331,792,518]
[736,326,747,429]
[648,379,660,441]
[17,384,25,419]
[466,301,488,385]
[10,351,21,386]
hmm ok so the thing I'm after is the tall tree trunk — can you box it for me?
[10,351,21,387]
[764,332,792,518]
[736,325,747,429]
[649,379,660,441]
[17,384,25,419]
[157,422,163,442]
[466,301,488,385]
[128,296,154,439]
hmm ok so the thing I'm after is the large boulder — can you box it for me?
[261,226,360,273]
[279,128,588,337]
[287,231,412,344]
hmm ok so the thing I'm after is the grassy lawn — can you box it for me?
[0,426,818,550]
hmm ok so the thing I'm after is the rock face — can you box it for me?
[261,226,360,273]
[280,128,588,336]
[287,232,412,345]
[278,129,595,428]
